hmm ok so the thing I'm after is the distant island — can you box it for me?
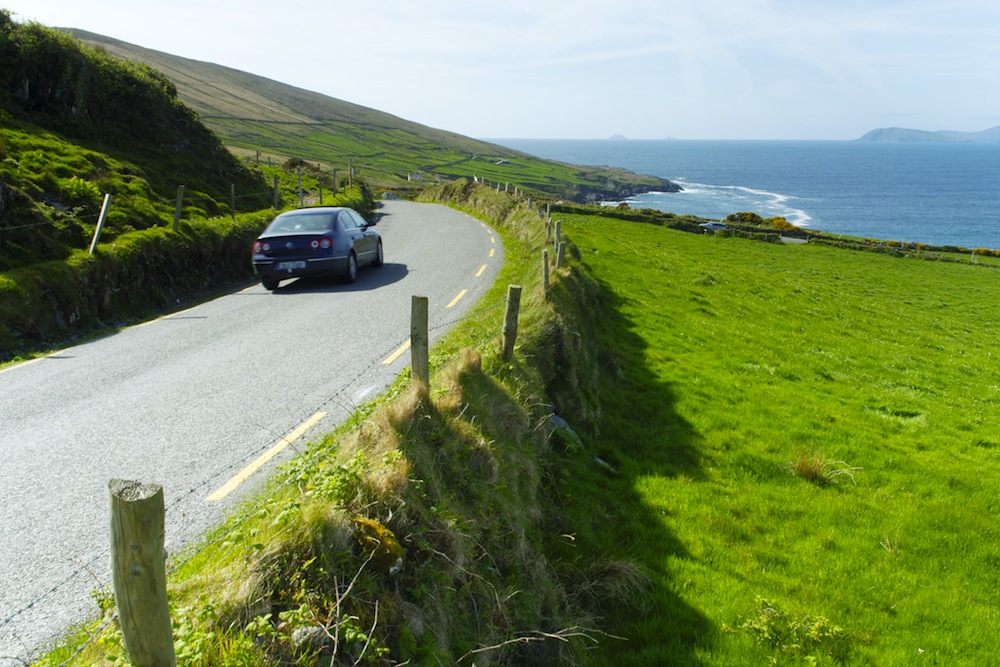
[858,125,1000,143]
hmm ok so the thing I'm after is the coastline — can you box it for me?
[497,139,1000,250]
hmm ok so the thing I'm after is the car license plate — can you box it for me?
[278,261,306,271]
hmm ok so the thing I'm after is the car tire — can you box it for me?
[344,252,358,283]
[262,279,279,291]
[372,240,384,267]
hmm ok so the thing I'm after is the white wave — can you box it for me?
[628,179,813,227]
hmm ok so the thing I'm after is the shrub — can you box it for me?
[726,211,764,225]
[59,175,101,207]
[739,597,851,662]
[766,216,799,231]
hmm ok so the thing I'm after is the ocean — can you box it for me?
[491,139,1000,250]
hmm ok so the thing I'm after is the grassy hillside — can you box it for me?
[550,211,1000,665]
[65,29,675,201]
[0,12,375,357]
[0,12,274,268]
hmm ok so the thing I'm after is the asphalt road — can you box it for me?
[0,199,503,663]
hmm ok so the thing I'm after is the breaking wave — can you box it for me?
[621,179,813,226]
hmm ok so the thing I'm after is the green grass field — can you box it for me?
[552,214,1000,665]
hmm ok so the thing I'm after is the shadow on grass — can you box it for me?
[544,269,713,666]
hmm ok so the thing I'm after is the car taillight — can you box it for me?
[253,241,262,253]
[320,238,331,249]
[310,240,320,249]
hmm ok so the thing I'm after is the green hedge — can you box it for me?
[0,183,376,360]
[0,211,272,358]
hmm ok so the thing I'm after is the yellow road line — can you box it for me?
[491,236,496,244]
[207,411,327,502]
[475,264,487,278]
[447,289,468,308]
[489,248,496,258]
[383,340,411,365]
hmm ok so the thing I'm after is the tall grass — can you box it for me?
[551,212,1000,665]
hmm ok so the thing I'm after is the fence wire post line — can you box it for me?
[411,295,430,388]
[172,185,185,231]
[543,249,550,296]
[501,285,523,362]
[57,613,118,667]
[0,550,107,632]
[109,480,175,666]
[87,194,112,255]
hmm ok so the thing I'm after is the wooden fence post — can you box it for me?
[230,183,236,220]
[501,284,522,362]
[553,219,562,266]
[542,250,550,296]
[272,175,279,209]
[109,479,176,667]
[172,186,184,232]
[411,295,429,387]
[88,194,112,255]
[297,167,304,207]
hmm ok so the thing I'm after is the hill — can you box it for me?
[0,12,272,269]
[65,29,678,202]
[858,125,1000,143]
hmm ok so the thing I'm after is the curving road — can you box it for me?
[0,200,503,663]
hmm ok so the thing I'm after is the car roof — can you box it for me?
[280,206,351,215]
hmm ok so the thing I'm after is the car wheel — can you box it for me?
[344,252,358,283]
[262,279,279,291]
[372,240,384,267]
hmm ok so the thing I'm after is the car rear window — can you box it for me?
[268,213,334,233]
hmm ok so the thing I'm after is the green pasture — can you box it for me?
[553,214,1000,665]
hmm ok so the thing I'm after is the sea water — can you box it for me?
[491,139,1000,250]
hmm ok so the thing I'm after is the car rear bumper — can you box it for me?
[252,255,349,280]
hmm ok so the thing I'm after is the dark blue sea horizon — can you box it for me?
[490,139,1000,250]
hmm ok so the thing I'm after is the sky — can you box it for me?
[2,0,999,140]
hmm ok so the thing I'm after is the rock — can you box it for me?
[352,516,405,576]
[549,413,582,451]
[292,626,332,652]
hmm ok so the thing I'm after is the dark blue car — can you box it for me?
[252,207,383,290]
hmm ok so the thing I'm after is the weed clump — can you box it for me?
[786,451,860,486]
[738,597,851,663]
